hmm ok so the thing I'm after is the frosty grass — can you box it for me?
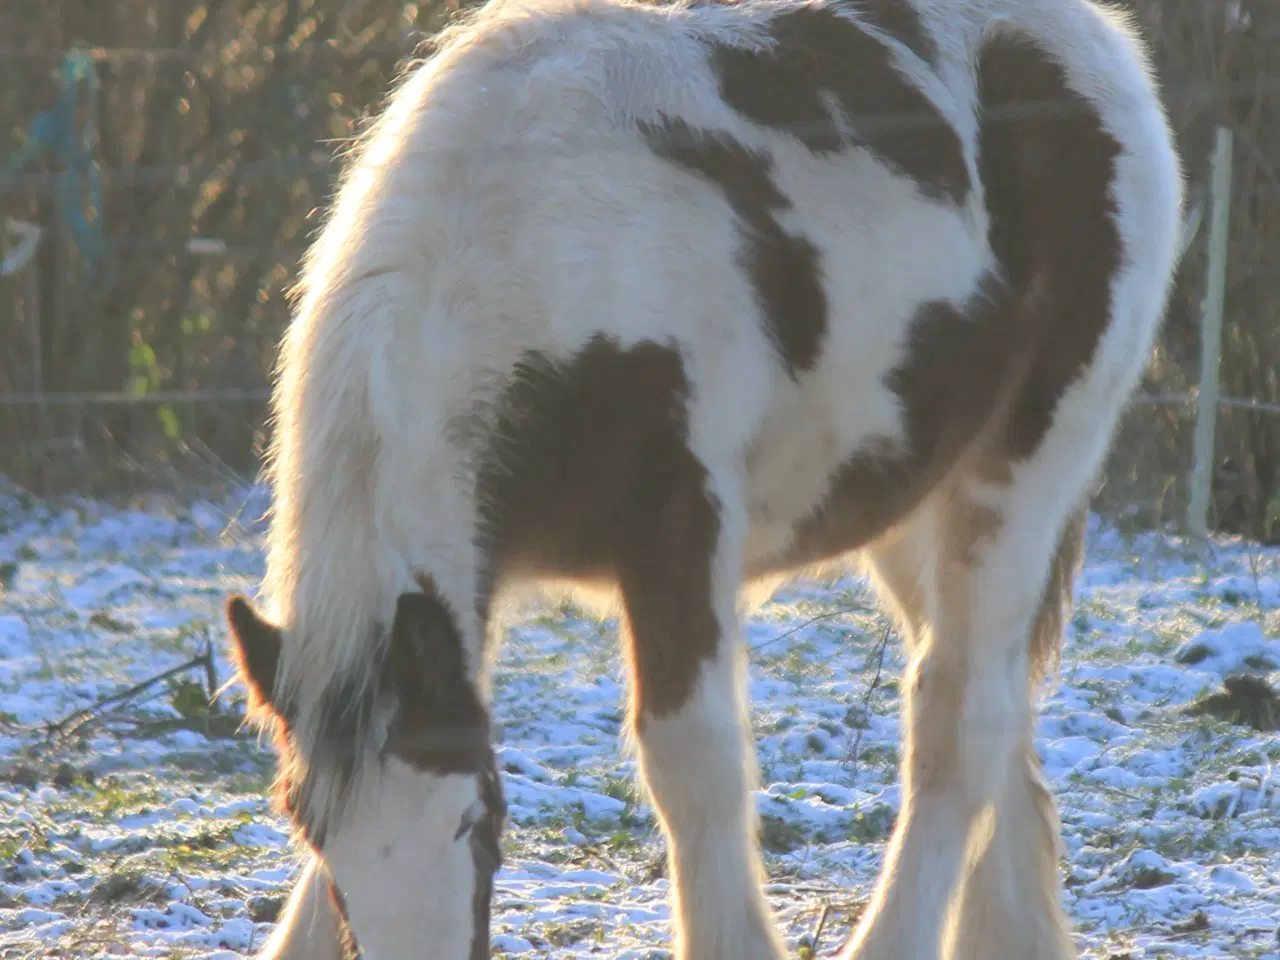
[0,481,1277,959]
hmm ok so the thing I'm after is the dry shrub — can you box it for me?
[1099,0,1280,542]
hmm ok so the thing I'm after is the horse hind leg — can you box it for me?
[945,505,1086,960]
[860,504,1085,960]
[839,462,1084,960]
[840,10,1180,957]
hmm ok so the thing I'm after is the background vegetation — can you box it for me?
[0,0,1276,541]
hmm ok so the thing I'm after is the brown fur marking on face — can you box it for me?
[248,582,506,958]
[228,581,497,852]
[222,596,314,844]
[380,584,493,775]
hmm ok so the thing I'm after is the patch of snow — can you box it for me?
[0,487,1276,958]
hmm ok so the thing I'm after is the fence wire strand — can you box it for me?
[1,33,1278,443]
[2,50,1280,195]
[0,387,1275,415]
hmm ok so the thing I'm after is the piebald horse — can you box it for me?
[224,0,1184,957]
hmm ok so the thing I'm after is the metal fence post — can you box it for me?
[1187,126,1235,539]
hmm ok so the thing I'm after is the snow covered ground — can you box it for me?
[0,479,1277,959]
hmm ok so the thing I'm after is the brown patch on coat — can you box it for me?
[751,31,1125,575]
[651,0,970,381]
[617,472,723,722]
[710,2,969,204]
[637,116,827,380]
[759,272,1038,573]
[977,32,1124,460]
[474,335,723,722]
[852,0,939,65]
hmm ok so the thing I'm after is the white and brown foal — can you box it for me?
[223,0,1184,957]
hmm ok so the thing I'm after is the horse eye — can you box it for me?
[453,797,487,841]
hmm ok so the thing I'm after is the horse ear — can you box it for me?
[226,595,284,714]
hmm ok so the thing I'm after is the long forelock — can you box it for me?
[269,656,394,848]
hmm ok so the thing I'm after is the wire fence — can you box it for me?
[5,71,1280,194]
[0,387,271,406]
[0,152,338,192]
[0,387,1275,413]
[1,14,1278,535]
